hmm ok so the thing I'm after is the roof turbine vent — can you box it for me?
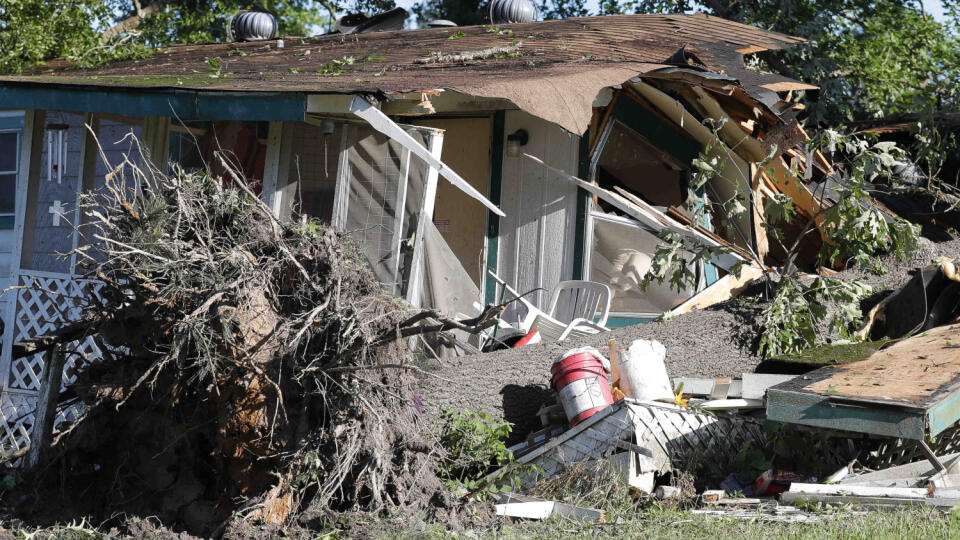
[488,0,537,24]
[228,10,278,42]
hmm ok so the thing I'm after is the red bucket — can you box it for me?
[551,350,613,426]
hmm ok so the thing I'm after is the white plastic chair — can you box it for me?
[487,271,612,342]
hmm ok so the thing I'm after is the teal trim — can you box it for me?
[484,111,505,305]
[606,317,655,328]
[0,113,24,130]
[572,132,590,280]
[0,215,13,229]
[693,185,719,286]
[0,85,305,121]
[765,389,926,440]
[611,96,700,164]
[929,390,960,438]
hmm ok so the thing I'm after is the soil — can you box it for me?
[415,237,960,440]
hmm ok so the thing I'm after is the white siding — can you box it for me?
[497,111,580,313]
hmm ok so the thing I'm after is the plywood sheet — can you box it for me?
[804,324,960,408]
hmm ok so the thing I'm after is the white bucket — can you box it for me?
[618,339,672,401]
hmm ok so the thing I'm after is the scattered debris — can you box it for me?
[782,483,960,508]
[494,492,605,522]
[414,43,523,65]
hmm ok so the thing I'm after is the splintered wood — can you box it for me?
[805,324,960,407]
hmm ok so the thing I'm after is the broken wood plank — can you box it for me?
[673,377,743,397]
[741,373,796,400]
[495,493,606,522]
[787,483,960,499]
[667,263,766,316]
[699,398,764,411]
[25,345,65,469]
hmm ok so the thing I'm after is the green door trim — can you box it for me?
[484,110,505,305]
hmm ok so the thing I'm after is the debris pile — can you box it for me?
[15,157,456,533]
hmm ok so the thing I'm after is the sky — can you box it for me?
[392,0,950,25]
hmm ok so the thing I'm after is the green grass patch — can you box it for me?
[774,340,890,366]
[381,506,957,539]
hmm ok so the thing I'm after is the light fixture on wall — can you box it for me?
[506,129,529,157]
[46,123,69,184]
[321,119,336,177]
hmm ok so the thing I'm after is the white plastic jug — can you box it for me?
[618,339,672,401]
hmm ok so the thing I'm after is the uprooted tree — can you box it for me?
[643,125,922,356]
[11,137,510,533]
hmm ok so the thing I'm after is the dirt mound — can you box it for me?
[416,237,960,438]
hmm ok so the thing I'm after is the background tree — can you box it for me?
[0,0,394,74]
[412,0,487,25]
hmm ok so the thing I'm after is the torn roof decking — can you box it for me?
[766,324,960,440]
[0,14,810,134]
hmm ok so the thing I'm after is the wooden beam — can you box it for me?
[24,345,65,469]
[750,163,770,262]
[689,86,765,162]
[667,262,765,316]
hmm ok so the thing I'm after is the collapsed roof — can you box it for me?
[0,14,815,134]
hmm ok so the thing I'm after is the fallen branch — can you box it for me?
[414,43,522,64]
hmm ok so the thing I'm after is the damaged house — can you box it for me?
[0,13,831,451]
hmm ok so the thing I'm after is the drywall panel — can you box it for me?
[414,117,491,287]
[497,110,580,313]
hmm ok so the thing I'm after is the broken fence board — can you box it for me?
[787,483,960,499]
[780,492,960,509]
[495,494,606,522]
[842,453,960,487]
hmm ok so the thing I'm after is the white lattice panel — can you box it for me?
[1,273,107,456]
[0,393,35,454]
[9,274,105,392]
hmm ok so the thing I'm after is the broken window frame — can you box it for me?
[262,115,444,306]
[584,210,706,319]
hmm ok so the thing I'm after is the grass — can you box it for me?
[383,506,958,539]
[757,340,892,374]
[774,340,890,366]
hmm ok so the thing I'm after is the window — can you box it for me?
[0,129,19,220]
[588,212,701,317]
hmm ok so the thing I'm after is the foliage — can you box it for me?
[533,0,960,128]
[758,275,872,356]
[412,0,487,26]
[0,0,396,75]
[0,0,152,73]
[642,122,919,356]
[437,408,536,498]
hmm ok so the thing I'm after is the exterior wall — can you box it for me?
[496,110,581,313]
[0,112,146,453]
[20,112,85,274]
[0,111,24,312]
